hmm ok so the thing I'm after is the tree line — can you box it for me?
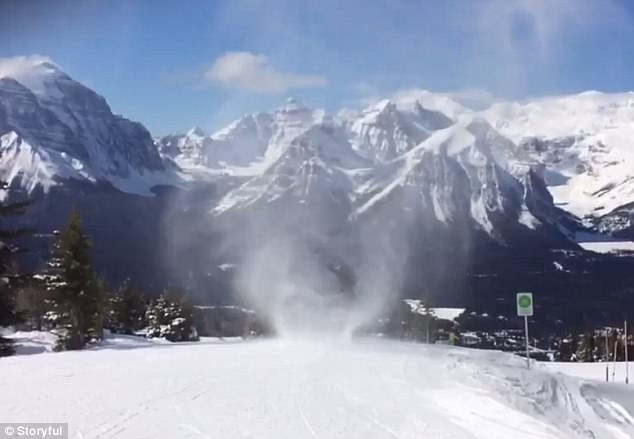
[560,330,632,363]
[0,191,198,357]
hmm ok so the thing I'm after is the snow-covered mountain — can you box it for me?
[157,98,335,177]
[152,94,591,303]
[345,99,454,161]
[180,97,574,252]
[0,58,180,195]
[3,58,631,241]
[156,127,213,171]
[213,122,365,215]
[3,58,633,297]
[158,89,618,243]
[352,119,558,236]
[154,89,634,241]
[484,91,634,235]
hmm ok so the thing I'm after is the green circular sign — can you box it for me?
[518,295,532,308]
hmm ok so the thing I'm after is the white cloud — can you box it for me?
[0,55,56,78]
[353,84,497,113]
[0,55,62,95]
[205,51,327,94]
[445,88,497,109]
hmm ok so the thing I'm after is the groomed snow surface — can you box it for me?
[2,334,634,439]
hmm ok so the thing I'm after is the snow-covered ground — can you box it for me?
[578,241,634,254]
[542,361,634,439]
[2,335,633,439]
[573,231,634,254]
[545,361,634,383]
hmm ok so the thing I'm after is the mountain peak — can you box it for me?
[37,60,62,72]
[372,99,396,113]
[186,126,207,138]
[390,89,470,119]
[0,55,177,196]
[0,55,66,97]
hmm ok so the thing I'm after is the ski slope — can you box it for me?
[1,336,633,439]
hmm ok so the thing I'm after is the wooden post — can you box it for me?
[605,329,609,382]
[613,332,618,382]
[626,320,629,384]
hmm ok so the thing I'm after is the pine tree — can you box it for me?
[90,278,107,341]
[45,210,101,350]
[106,280,148,334]
[145,290,198,342]
[36,230,66,329]
[0,277,20,356]
[411,301,436,343]
[0,183,30,356]
[15,278,46,331]
[576,332,596,362]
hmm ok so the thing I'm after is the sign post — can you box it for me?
[517,292,534,369]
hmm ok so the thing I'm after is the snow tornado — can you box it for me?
[230,196,415,338]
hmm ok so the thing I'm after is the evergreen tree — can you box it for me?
[36,230,66,329]
[0,183,30,356]
[90,277,107,341]
[576,332,593,362]
[105,280,148,334]
[145,290,198,342]
[558,334,577,361]
[569,333,580,361]
[45,210,102,350]
[0,277,20,356]
[15,278,46,331]
[411,301,436,343]
[609,328,620,361]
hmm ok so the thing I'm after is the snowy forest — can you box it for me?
[0,187,199,356]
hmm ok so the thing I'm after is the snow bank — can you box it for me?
[2,330,234,356]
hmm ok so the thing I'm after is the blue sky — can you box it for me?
[2,0,634,135]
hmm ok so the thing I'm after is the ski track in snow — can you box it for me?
[1,338,633,439]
